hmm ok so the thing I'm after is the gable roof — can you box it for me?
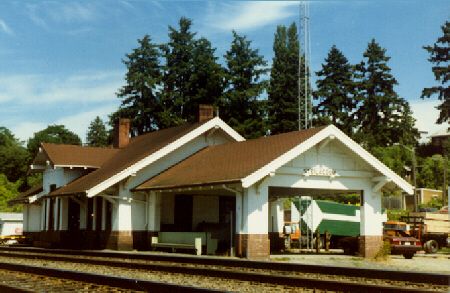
[134,127,325,190]
[34,143,119,169]
[135,125,414,195]
[49,117,244,198]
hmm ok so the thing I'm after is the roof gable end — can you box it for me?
[83,117,243,197]
[242,125,413,194]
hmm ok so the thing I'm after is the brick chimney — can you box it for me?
[114,118,131,148]
[198,104,214,123]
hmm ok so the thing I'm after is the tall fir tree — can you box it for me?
[313,45,357,136]
[222,31,268,139]
[160,17,196,128]
[268,23,301,135]
[421,21,449,124]
[184,37,224,122]
[115,35,162,136]
[86,116,109,147]
[355,39,419,148]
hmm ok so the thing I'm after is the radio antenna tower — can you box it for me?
[298,1,312,130]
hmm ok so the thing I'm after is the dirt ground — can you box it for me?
[270,251,450,274]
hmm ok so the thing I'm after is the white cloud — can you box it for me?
[410,99,449,142]
[12,122,47,144]
[1,71,123,143]
[205,1,298,32]
[0,18,13,35]
[0,71,123,105]
[26,2,98,29]
[55,104,118,143]
[11,104,117,144]
[49,2,97,23]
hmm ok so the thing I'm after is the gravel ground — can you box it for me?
[270,251,450,274]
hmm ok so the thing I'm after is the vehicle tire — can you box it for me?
[424,240,439,254]
[403,253,414,259]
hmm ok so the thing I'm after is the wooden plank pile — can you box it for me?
[410,212,449,234]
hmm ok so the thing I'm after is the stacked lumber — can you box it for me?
[410,212,449,234]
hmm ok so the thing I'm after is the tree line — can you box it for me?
[0,19,447,211]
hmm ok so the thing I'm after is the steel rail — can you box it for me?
[0,261,221,293]
[0,246,447,286]
[0,249,446,292]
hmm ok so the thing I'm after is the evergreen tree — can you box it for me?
[116,35,162,136]
[184,37,224,122]
[222,31,268,139]
[160,17,196,128]
[27,125,81,157]
[354,39,419,148]
[268,23,300,135]
[313,45,357,136]
[421,21,449,124]
[86,116,108,147]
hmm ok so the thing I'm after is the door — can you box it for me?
[68,198,80,231]
[174,195,193,231]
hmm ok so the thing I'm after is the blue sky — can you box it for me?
[0,1,448,143]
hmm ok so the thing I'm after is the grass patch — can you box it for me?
[272,257,290,262]
[437,247,450,254]
[373,241,391,261]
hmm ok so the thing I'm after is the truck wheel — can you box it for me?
[424,240,439,254]
[403,253,414,259]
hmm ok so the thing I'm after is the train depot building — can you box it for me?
[10,107,413,259]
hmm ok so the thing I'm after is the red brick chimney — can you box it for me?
[114,118,131,148]
[198,104,214,123]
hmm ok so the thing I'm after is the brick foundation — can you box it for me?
[235,234,270,259]
[106,231,133,250]
[26,230,157,251]
[359,235,383,258]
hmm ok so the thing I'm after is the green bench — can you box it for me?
[151,232,217,255]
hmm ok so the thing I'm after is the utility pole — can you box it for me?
[299,1,311,130]
[411,147,417,212]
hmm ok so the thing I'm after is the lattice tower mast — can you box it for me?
[298,1,312,130]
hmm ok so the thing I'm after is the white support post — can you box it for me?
[45,198,51,231]
[360,188,383,237]
[93,197,97,230]
[147,191,161,232]
[269,198,284,233]
[245,185,269,234]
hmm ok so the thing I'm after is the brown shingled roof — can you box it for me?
[8,184,43,205]
[134,126,325,191]
[36,143,119,168]
[49,120,209,196]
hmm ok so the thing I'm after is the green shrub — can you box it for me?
[387,209,409,221]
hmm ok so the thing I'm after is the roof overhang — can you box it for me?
[85,117,245,198]
[241,125,414,195]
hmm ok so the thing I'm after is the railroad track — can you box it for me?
[0,246,447,292]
